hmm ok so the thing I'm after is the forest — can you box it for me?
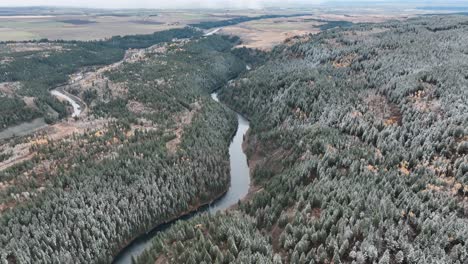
[136,15,468,264]
[0,34,248,263]
[1,14,467,264]
[0,28,202,128]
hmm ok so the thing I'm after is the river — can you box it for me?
[50,90,82,117]
[0,118,47,141]
[112,92,251,264]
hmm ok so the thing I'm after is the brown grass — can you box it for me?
[166,102,202,154]
[6,42,65,52]
[364,93,402,126]
[0,82,21,96]
[409,81,442,116]
[154,255,168,264]
[333,53,357,68]
[215,15,326,50]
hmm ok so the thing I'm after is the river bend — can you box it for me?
[112,92,251,264]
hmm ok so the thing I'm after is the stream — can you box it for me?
[112,92,251,264]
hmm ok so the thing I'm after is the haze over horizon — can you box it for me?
[0,0,467,9]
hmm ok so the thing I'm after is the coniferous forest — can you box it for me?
[0,28,202,128]
[0,13,467,264]
[0,33,246,262]
[136,15,468,264]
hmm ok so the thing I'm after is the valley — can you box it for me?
[113,92,251,264]
[135,15,468,264]
[0,29,247,262]
[0,5,467,264]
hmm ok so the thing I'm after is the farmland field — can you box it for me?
[0,8,413,42]
[0,9,289,41]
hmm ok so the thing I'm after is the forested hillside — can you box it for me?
[0,34,247,263]
[137,15,468,263]
[0,28,201,128]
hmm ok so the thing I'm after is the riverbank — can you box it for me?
[112,187,229,264]
[0,118,46,141]
[50,89,84,118]
[113,93,251,264]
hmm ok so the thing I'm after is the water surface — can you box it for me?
[50,90,82,117]
[113,92,250,264]
[0,118,46,141]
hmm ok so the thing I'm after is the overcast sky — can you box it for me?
[0,0,317,9]
[0,0,466,9]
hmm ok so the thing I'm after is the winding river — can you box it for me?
[112,92,251,264]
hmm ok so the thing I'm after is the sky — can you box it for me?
[0,0,466,9]
[1,0,317,9]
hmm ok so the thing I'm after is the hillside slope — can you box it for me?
[138,15,468,264]
[0,34,246,263]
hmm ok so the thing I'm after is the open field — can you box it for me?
[0,7,425,42]
[0,10,240,41]
[0,9,297,41]
[220,13,412,50]
[0,15,182,41]
[220,16,321,50]
[0,27,37,41]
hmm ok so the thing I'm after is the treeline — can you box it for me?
[138,15,468,263]
[100,28,202,50]
[316,20,353,30]
[190,14,310,29]
[0,34,246,263]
